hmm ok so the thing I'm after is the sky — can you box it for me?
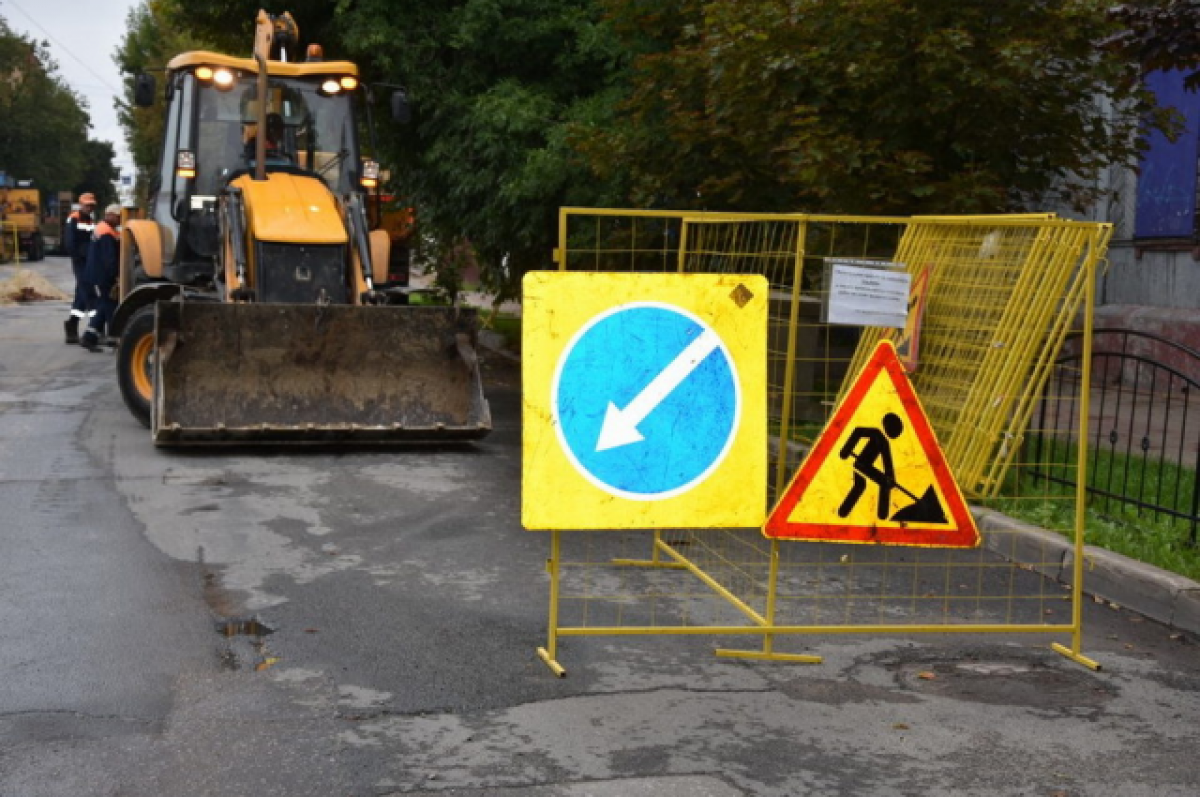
[2,0,142,180]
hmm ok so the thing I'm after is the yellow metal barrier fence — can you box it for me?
[538,208,1108,676]
[851,217,1114,498]
[0,222,20,264]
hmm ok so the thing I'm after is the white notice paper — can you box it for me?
[823,260,910,329]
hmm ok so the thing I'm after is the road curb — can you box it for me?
[974,506,1200,637]
[973,507,1071,582]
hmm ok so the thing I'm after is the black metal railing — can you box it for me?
[1032,328,1199,545]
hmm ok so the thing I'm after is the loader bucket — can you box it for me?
[150,301,492,445]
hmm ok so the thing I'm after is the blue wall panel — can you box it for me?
[1136,70,1200,239]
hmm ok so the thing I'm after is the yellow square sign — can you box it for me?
[522,272,768,530]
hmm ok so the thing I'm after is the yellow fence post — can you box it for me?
[537,529,567,677]
[1052,245,1101,671]
[676,221,690,273]
[555,207,567,271]
[772,218,807,497]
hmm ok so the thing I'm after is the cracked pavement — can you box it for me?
[2,258,1198,796]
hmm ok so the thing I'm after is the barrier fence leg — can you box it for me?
[1053,255,1100,672]
[537,529,567,677]
[716,540,822,664]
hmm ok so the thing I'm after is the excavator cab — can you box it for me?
[112,12,490,444]
[139,58,366,289]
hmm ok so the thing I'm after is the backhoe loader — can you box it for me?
[113,10,490,444]
[0,179,47,262]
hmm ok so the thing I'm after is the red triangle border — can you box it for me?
[763,340,979,547]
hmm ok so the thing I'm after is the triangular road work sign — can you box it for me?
[883,262,931,373]
[764,340,979,547]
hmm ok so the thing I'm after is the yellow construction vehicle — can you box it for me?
[114,10,490,444]
[0,179,48,262]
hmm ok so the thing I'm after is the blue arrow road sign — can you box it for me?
[552,302,741,501]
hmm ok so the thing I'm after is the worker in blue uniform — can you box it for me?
[62,192,97,344]
[79,205,122,353]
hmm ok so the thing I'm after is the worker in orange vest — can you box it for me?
[79,205,122,352]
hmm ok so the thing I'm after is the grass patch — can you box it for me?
[407,289,451,306]
[1024,434,1197,522]
[984,495,1200,582]
[983,434,1200,582]
[475,309,518,352]
[484,313,522,353]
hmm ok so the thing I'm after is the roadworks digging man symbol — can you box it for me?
[763,339,978,547]
[837,411,947,524]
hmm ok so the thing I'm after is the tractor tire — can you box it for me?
[117,305,156,428]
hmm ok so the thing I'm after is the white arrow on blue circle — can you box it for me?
[595,327,722,452]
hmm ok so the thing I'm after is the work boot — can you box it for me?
[79,329,101,353]
[64,316,79,345]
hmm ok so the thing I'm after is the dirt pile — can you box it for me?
[0,269,70,305]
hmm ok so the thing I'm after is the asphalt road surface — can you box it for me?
[1,256,1198,797]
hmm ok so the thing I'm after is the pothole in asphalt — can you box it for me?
[894,654,1114,708]
[162,469,238,487]
[214,617,279,673]
[216,617,275,637]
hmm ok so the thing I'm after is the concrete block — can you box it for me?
[972,507,1070,581]
[1172,588,1200,638]
[1066,545,1199,629]
[971,506,1200,635]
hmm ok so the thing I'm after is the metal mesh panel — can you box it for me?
[851,218,1114,498]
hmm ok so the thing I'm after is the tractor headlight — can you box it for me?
[213,68,235,89]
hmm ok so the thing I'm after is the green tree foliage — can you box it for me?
[0,14,91,192]
[115,1,214,205]
[74,140,121,208]
[1108,1,1200,85]
[170,0,339,56]
[335,0,626,298]
[575,0,1166,215]
[112,1,1171,287]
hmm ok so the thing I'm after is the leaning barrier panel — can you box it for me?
[536,209,1109,675]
